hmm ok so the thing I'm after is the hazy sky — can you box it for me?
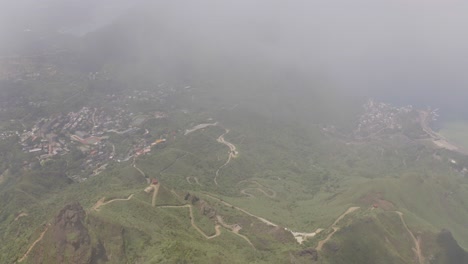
[141,0,468,112]
[2,0,468,115]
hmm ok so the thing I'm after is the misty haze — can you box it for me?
[0,1,468,263]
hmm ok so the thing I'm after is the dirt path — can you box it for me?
[151,184,160,207]
[92,163,108,176]
[203,193,278,227]
[92,194,134,211]
[256,188,276,198]
[14,212,28,221]
[159,205,221,240]
[159,153,188,174]
[217,129,239,158]
[240,181,276,199]
[316,207,360,251]
[214,129,239,186]
[18,225,49,262]
[204,193,329,245]
[133,161,146,179]
[332,207,360,226]
[240,189,255,198]
[288,228,324,244]
[216,215,255,247]
[171,189,182,200]
[193,177,202,186]
[316,227,339,251]
[184,123,240,186]
[241,188,274,199]
[90,187,223,241]
[186,177,202,186]
[184,122,219,135]
[396,211,424,264]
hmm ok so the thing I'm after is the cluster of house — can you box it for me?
[355,99,414,138]
[14,104,165,174]
[15,102,172,179]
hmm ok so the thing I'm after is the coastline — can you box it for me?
[419,110,468,155]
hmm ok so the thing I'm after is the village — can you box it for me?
[0,54,197,181]
[15,95,169,181]
[353,99,416,139]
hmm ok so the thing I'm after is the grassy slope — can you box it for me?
[3,107,468,263]
[1,55,468,263]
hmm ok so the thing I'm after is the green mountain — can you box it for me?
[1,4,468,264]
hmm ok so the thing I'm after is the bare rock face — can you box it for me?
[28,202,129,264]
[184,193,199,204]
[298,248,318,261]
[199,200,217,219]
[51,202,92,264]
[436,229,468,264]
[29,202,93,264]
[184,193,216,219]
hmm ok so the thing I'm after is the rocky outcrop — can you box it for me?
[53,202,91,253]
[29,202,93,264]
[298,248,319,261]
[28,202,126,264]
[184,193,199,204]
[199,200,217,219]
[436,229,468,264]
[185,193,216,219]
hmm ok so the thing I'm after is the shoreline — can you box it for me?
[419,110,468,155]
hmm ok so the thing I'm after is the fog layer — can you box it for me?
[2,0,468,116]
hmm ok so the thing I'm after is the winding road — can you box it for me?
[132,158,148,182]
[239,181,276,199]
[203,193,359,245]
[183,123,240,186]
[184,122,219,135]
[316,207,360,251]
[18,225,49,263]
[216,215,254,247]
[396,211,424,264]
[202,193,279,227]
[92,194,134,211]
[159,204,222,240]
[186,176,202,186]
[214,129,239,186]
